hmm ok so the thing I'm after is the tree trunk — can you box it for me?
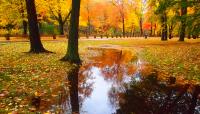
[169,25,173,39]
[20,1,27,36]
[139,18,143,36]
[154,24,157,36]
[87,16,91,36]
[61,0,81,64]
[23,20,28,35]
[25,0,46,53]
[59,21,64,35]
[161,12,168,41]
[179,0,187,41]
[169,31,172,39]
[150,22,153,37]
[122,16,125,37]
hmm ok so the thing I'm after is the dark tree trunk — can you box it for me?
[68,66,80,113]
[19,1,27,36]
[139,18,143,36]
[169,25,173,39]
[59,21,64,35]
[179,0,187,41]
[23,20,28,35]
[87,16,91,36]
[161,12,168,41]
[154,24,157,36]
[61,0,81,64]
[122,16,125,37]
[188,34,191,39]
[58,12,65,35]
[150,22,153,37]
[25,0,47,53]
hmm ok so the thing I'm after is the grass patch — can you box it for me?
[140,43,200,81]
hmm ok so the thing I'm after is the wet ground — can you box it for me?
[49,47,200,114]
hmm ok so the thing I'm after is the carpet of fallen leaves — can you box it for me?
[0,38,200,113]
[0,42,73,113]
[140,43,200,82]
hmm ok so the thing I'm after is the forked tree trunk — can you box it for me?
[25,0,47,53]
[61,0,81,64]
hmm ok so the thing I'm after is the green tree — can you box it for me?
[186,0,199,39]
[155,0,175,41]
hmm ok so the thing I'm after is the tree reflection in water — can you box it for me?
[113,72,200,114]
[61,48,200,114]
[68,66,80,114]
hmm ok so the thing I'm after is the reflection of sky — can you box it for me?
[82,67,115,114]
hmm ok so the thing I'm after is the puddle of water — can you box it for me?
[47,48,200,114]
[79,48,137,114]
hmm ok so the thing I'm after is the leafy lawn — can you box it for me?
[141,43,200,81]
[0,38,200,113]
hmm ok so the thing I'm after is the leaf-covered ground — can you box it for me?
[0,42,72,113]
[0,38,200,113]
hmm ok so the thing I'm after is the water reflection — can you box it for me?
[79,48,138,114]
[60,48,200,114]
[115,74,200,114]
[68,66,80,114]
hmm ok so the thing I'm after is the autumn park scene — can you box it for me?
[0,0,200,113]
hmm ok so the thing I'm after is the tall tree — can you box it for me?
[18,0,28,35]
[42,0,71,35]
[61,0,81,64]
[132,0,147,36]
[179,0,188,41]
[112,0,126,37]
[156,0,174,41]
[161,12,168,40]
[61,0,81,113]
[25,0,47,53]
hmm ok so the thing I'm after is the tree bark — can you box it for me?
[122,16,125,37]
[19,1,27,36]
[154,24,157,36]
[61,0,81,64]
[169,25,173,39]
[150,22,153,37]
[161,12,168,41]
[23,20,28,35]
[58,12,65,35]
[139,18,143,36]
[179,0,187,41]
[25,0,47,53]
[59,21,64,35]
